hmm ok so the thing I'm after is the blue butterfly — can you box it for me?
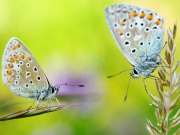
[105,4,165,100]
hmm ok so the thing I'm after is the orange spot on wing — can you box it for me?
[7,78,11,85]
[9,58,14,63]
[12,46,16,50]
[120,21,125,25]
[13,54,18,59]
[7,70,12,76]
[156,19,161,25]
[118,29,123,35]
[133,11,138,17]
[140,12,146,18]
[16,43,21,48]
[8,63,13,68]
[128,12,132,18]
[27,56,32,61]
[148,13,153,20]
[20,54,25,59]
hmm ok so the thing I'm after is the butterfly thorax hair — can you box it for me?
[132,54,160,78]
[35,85,59,103]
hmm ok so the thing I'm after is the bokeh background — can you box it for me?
[0,0,179,134]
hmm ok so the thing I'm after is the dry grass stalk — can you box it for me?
[146,22,180,135]
[0,104,80,121]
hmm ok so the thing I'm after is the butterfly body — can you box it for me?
[2,37,58,104]
[105,4,164,78]
[132,55,160,78]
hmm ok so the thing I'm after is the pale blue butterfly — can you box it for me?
[2,37,60,107]
[105,4,165,100]
[2,37,83,107]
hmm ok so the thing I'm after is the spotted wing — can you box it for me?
[105,4,164,66]
[2,37,50,98]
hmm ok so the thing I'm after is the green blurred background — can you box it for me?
[0,0,179,134]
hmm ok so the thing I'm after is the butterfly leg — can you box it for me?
[27,99,36,110]
[124,75,132,102]
[142,77,156,97]
[45,99,52,110]
[142,78,148,93]
[36,102,41,108]
[54,97,62,106]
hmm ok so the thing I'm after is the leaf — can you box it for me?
[171,109,180,121]
[173,128,180,135]
[170,116,180,129]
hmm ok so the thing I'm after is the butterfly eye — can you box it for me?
[51,88,55,93]
[133,69,139,75]
[51,87,58,94]
[132,69,140,77]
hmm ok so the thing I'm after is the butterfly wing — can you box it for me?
[2,37,50,98]
[105,4,164,66]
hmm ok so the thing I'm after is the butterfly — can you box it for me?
[2,37,61,107]
[105,4,165,99]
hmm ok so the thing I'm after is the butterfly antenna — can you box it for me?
[124,75,132,102]
[107,69,133,78]
[59,83,84,88]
